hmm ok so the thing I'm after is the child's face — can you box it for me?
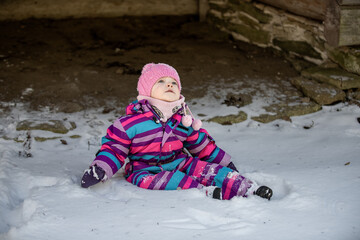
[151,77,180,102]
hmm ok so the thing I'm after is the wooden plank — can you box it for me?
[338,6,360,46]
[257,0,328,20]
[324,0,341,46]
[325,0,360,46]
[336,0,360,6]
[199,0,209,22]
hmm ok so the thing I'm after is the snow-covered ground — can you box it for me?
[0,94,359,240]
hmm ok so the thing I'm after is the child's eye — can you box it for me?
[172,81,177,85]
[158,80,165,83]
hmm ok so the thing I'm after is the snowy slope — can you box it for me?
[0,98,359,240]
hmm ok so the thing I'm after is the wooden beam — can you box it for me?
[325,0,341,46]
[336,0,360,6]
[0,0,199,20]
[199,0,209,22]
[257,0,328,21]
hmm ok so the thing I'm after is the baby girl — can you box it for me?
[81,63,272,200]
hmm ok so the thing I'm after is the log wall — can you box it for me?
[0,0,198,20]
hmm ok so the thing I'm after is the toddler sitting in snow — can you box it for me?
[81,63,272,200]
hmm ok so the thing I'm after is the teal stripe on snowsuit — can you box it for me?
[214,166,233,187]
[161,157,186,171]
[126,119,160,137]
[134,172,153,186]
[165,170,187,190]
[101,137,114,145]
[129,152,177,162]
[205,147,220,163]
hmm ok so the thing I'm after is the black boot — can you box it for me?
[254,186,273,200]
[205,187,222,200]
[212,187,222,200]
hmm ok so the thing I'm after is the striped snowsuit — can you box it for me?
[91,99,253,200]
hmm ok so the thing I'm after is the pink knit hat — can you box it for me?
[137,63,181,97]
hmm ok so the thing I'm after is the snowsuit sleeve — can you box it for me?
[91,118,131,179]
[183,128,231,167]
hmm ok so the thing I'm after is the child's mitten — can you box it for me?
[81,165,106,188]
[227,162,238,172]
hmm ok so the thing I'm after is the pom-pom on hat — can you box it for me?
[137,63,181,97]
[181,103,203,131]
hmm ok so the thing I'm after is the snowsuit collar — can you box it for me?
[137,95,185,122]
[126,98,184,120]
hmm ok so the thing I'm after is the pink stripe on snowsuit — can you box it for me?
[122,111,153,127]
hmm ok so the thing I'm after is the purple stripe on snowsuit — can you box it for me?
[160,171,174,190]
[173,128,187,137]
[186,133,208,149]
[185,131,200,145]
[165,126,172,134]
[215,149,225,162]
[177,174,191,189]
[154,171,171,190]
[123,117,150,130]
[217,151,231,166]
[92,157,118,176]
[202,148,231,166]
[132,131,163,144]
[109,144,129,158]
[91,160,114,179]
[110,124,130,141]
[187,158,197,176]
[134,127,161,138]
[131,151,176,159]
[229,175,243,199]
[162,128,174,146]
[130,151,159,157]
[148,172,166,189]
[166,136,181,142]
[188,137,210,155]
[132,171,145,185]
[202,164,222,186]
[101,140,129,156]
[222,176,230,197]
[190,179,201,189]
[238,177,252,197]
[131,136,163,147]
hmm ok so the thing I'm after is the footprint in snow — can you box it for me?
[244,172,292,200]
[345,128,360,137]
[161,208,254,232]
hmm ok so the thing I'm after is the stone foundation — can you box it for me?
[207,0,327,64]
[207,0,360,108]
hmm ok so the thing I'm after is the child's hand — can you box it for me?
[81,165,106,188]
[227,162,238,172]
